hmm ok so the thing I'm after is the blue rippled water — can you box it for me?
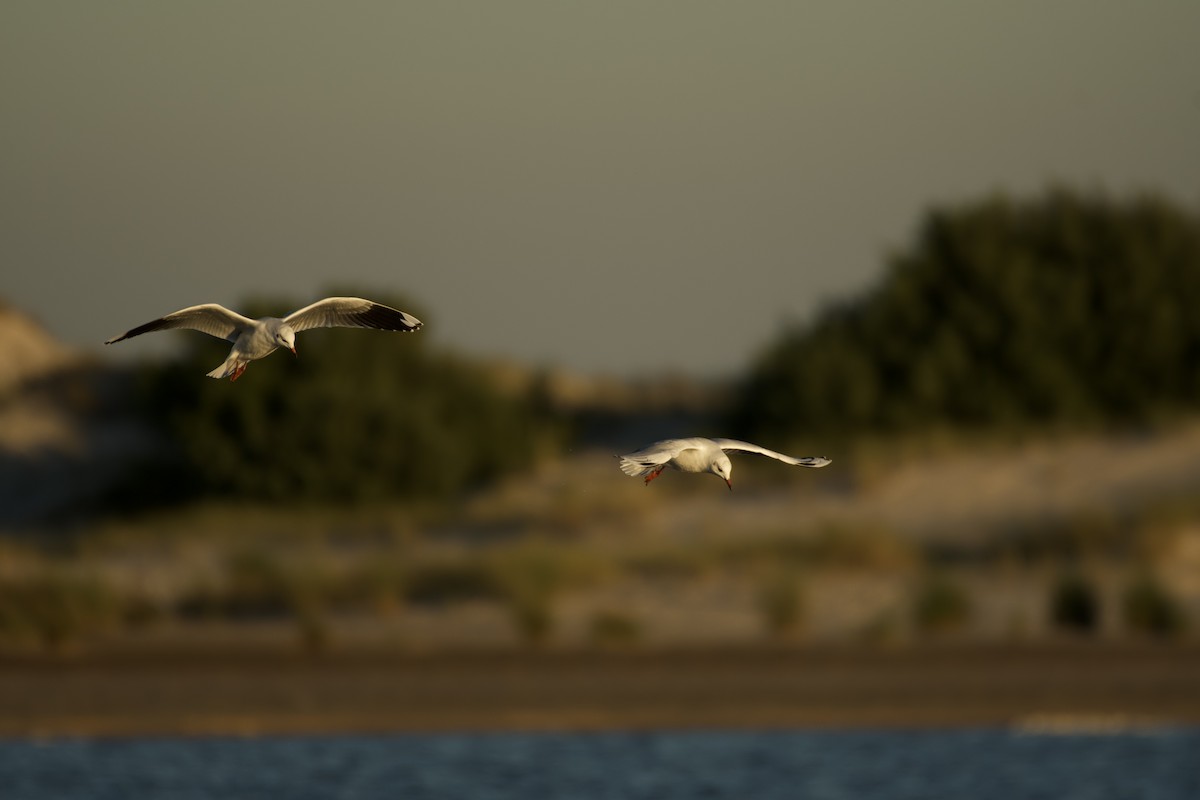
[2,728,1197,800]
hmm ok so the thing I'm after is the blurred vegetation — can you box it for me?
[1,517,1194,652]
[1122,573,1186,639]
[715,525,917,572]
[1050,572,1100,634]
[112,289,557,508]
[0,571,124,650]
[756,567,805,638]
[403,558,507,606]
[911,573,972,634]
[730,189,1200,440]
[177,550,317,620]
[492,545,572,646]
[588,611,641,648]
[9,191,1200,653]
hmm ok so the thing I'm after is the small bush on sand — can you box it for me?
[0,573,121,651]
[509,595,554,646]
[912,573,972,634]
[1051,572,1099,633]
[589,611,641,648]
[757,569,805,638]
[1123,573,1186,638]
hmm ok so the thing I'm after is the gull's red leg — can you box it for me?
[230,363,247,382]
[644,466,666,485]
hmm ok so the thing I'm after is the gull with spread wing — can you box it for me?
[619,437,830,490]
[105,296,422,381]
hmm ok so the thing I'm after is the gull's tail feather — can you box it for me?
[206,356,242,380]
[618,454,660,478]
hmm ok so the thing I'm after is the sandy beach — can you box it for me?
[2,642,1198,737]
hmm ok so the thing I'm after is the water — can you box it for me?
[2,728,1197,800]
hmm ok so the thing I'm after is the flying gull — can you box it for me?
[619,437,830,490]
[105,296,423,381]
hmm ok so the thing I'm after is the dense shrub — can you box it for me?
[126,290,552,505]
[731,190,1200,439]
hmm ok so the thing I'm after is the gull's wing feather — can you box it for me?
[711,439,831,468]
[617,438,693,477]
[283,297,423,334]
[105,304,255,345]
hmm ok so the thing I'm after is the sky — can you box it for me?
[3,2,1198,377]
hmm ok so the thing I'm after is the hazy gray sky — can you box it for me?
[3,2,1198,376]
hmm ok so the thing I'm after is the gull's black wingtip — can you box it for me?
[362,302,424,332]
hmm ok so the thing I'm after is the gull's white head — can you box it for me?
[275,324,297,355]
[711,453,733,491]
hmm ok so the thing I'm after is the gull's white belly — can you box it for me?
[671,447,713,473]
[235,325,280,360]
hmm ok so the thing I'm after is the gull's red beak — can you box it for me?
[725,479,732,491]
[289,346,297,356]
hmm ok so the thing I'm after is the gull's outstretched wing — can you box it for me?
[105,304,255,345]
[711,439,831,468]
[283,297,423,334]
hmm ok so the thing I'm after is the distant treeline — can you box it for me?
[119,292,555,505]
[729,189,1200,440]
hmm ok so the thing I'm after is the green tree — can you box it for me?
[730,190,1200,439]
